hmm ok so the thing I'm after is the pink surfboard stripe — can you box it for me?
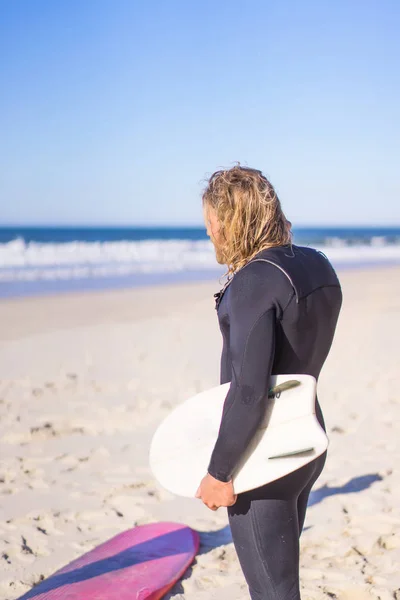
[18,522,199,600]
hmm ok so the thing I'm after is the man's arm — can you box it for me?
[208,268,277,483]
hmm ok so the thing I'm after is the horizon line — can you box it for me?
[1,223,400,229]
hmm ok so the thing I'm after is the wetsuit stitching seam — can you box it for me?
[250,503,279,599]
[281,289,296,316]
[299,283,342,301]
[251,258,299,303]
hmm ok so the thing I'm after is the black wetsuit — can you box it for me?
[208,244,342,600]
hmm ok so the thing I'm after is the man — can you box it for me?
[196,165,342,600]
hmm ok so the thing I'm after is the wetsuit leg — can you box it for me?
[296,397,328,534]
[297,450,327,535]
[228,458,325,600]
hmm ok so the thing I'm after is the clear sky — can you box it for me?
[1,0,399,226]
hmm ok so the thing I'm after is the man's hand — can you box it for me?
[195,473,237,511]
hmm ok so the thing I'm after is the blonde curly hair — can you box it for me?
[202,165,292,276]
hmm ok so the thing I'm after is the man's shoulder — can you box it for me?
[247,244,341,300]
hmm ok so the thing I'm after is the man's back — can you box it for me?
[258,244,343,380]
[218,244,342,383]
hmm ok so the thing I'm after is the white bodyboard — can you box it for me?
[149,374,328,497]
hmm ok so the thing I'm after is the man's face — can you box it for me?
[204,206,226,264]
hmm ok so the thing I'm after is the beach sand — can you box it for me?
[0,267,399,600]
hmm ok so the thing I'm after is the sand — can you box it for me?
[0,267,399,600]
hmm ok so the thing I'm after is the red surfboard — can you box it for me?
[17,522,199,600]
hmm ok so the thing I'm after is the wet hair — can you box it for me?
[202,164,292,276]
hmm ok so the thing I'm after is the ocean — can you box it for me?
[1,225,399,298]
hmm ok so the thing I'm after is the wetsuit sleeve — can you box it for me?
[208,269,276,483]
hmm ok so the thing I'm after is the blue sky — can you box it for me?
[1,0,399,226]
